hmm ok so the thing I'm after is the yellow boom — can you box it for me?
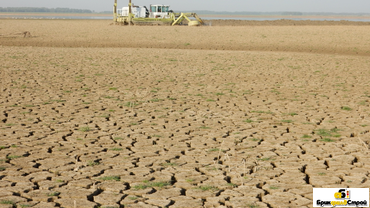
[172,13,204,26]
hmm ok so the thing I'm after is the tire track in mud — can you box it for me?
[1,38,369,58]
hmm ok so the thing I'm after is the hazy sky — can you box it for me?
[2,0,370,13]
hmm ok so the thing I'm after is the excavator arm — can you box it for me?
[172,13,204,26]
[193,13,204,25]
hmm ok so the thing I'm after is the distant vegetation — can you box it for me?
[1,7,369,16]
[0,7,93,13]
[183,10,305,16]
[183,10,370,16]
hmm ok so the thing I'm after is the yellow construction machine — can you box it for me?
[113,0,204,26]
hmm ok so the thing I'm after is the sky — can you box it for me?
[1,0,370,13]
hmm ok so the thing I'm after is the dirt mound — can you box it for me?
[22,31,31,37]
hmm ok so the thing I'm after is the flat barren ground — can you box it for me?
[0,20,370,208]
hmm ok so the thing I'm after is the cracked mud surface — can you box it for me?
[0,20,370,207]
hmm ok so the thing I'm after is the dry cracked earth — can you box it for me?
[0,20,370,208]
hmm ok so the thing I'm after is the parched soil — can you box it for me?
[0,19,370,208]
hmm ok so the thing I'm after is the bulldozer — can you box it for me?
[113,0,204,26]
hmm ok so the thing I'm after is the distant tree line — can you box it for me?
[0,7,93,13]
[281,12,303,16]
[184,10,370,16]
[1,7,369,16]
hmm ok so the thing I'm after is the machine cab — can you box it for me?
[149,4,171,18]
